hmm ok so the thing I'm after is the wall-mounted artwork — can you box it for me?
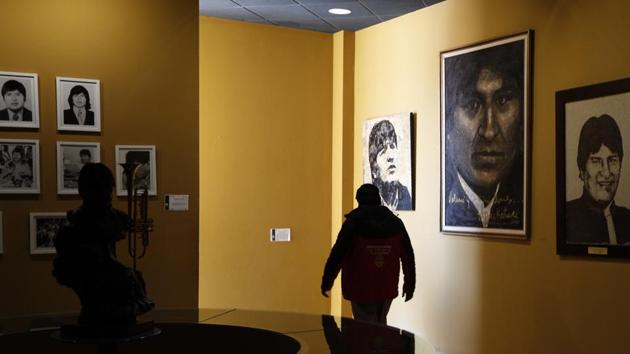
[440,31,532,238]
[115,145,157,196]
[30,212,67,255]
[56,141,101,195]
[0,139,39,194]
[0,71,39,129]
[556,78,630,258]
[362,112,414,211]
[56,77,101,132]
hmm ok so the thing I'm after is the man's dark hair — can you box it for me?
[369,120,397,179]
[67,85,91,110]
[444,40,524,130]
[356,183,382,206]
[577,114,623,171]
[125,151,150,164]
[79,149,91,158]
[78,163,114,208]
[2,80,26,98]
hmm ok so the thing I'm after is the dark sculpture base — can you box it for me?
[53,321,160,344]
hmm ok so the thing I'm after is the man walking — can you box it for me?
[321,184,415,324]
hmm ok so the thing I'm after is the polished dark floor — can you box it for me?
[0,309,430,354]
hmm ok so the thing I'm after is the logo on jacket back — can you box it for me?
[366,245,392,268]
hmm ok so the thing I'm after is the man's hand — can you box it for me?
[321,289,331,298]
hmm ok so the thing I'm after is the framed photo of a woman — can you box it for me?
[56,141,101,195]
[0,139,39,194]
[56,77,101,132]
[556,77,630,258]
[0,71,39,129]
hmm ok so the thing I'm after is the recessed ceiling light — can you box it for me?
[328,8,351,15]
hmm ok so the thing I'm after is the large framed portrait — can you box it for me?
[362,112,414,211]
[30,212,68,255]
[115,145,157,196]
[56,141,101,195]
[0,71,39,129]
[556,78,630,258]
[440,31,532,238]
[56,77,101,132]
[0,139,40,194]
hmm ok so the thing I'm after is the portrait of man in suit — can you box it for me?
[441,34,529,236]
[63,85,95,126]
[566,114,630,245]
[0,80,32,122]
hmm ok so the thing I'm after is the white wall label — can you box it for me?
[165,194,189,211]
[270,228,291,242]
[587,247,608,256]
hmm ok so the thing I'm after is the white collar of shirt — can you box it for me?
[73,107,86,125]
[9,109,23,121]
[457,172,500,228]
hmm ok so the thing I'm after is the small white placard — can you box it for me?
[165,195,189,211]
[270,228,291,242]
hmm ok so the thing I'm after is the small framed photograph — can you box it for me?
[440,31,532,238]
[0,139,39,194]
[0,71,39,129]
[56,141,101,194]
[56,77,101,132]
[30,212,68,255]
[556,77,630,258]
[362,112,415,211]
[115,145,157,196]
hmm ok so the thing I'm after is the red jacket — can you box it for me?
[322,206,415,303]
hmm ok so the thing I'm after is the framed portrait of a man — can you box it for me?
[0,139,39,194]
[56,141,101,195]
[115,145,157,196]
[56,77,101,132]
[0,71,39,129]
[30,212,67,254]
[556,78,630,258]
[440,31,532,238]
[362,112,414,211]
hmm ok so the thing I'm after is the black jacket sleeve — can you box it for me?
[321,220,354,291]
[399,220,416,295]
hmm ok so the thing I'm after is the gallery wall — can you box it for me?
[199,17,333,314]
[353,0,630,353]
[0,0,199,316]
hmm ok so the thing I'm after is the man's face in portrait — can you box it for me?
[3,90,25,112]
[72,93,87,109]
[375,140,398,183]
[80,153,91,164]
[12,151,22,163]
[581,144,621,205]
[450,68,520,191]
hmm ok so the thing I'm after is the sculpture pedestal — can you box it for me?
[51,321,161,354]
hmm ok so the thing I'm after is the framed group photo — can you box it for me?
[440,31,532,238]
[115,145,157,196]
[56,141,101,194]
[0,139,40,194]
[556,77,630,258]
[362,112,414,211]
[0,71,39,129]
[30,212,67,255]
[56,77,101,132]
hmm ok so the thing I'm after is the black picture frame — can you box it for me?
[440,31,533,239]
[556,77,630,258]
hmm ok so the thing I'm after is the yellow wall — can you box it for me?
[354,0,630,353]
[199,17,332,314]
[0,0,199,317]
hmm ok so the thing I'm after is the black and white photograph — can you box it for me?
[0,71,39,129]
[56,77,101,132]
[115,145,157,196]
[56,141,101,194]
[30,212,67,255]
[0,139,39,194]
[440,31,531,238]
[362,112,414,211]
[556,78,630,258]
